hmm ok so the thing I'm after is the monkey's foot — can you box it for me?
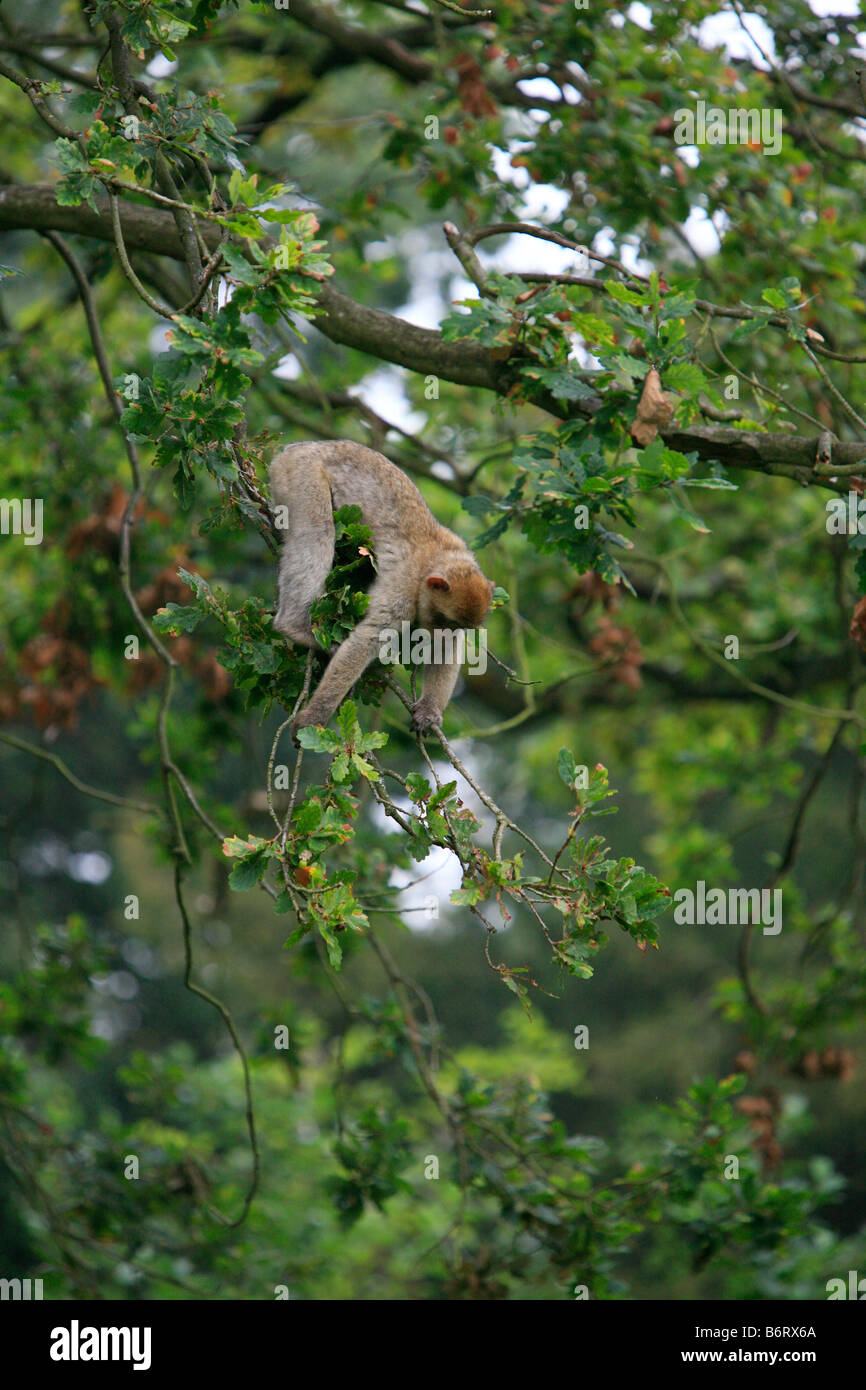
[274,614,318,648]
[410,698,443,735]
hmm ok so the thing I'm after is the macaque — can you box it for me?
[269,440,494,734]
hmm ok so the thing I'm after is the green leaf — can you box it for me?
[337,701,359,741]
[521,366,598,402]
[297,726,341,752]
[731,314,772,340]
[663,363,707,395]
[406,774,431,802]
[293,798,323,834]
[331,752,351,782]
[557,748,577,786]
[761,287,788,310]
[152,602,204,634]
[428,781,457,809]
[350,752,379,781]
[228,851,270,891]
[451,885,485,906]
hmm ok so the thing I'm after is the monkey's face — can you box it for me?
[425,569,494,627]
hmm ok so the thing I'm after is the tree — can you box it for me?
[0,0,864,1301]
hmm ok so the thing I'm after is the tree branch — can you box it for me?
[0,731,160,815]
[3,183,866,483]
[0,54,82,139]
[286,0,431,82]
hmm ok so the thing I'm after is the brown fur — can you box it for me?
[269,440,494,733]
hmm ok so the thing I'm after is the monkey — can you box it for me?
[268,440,495,735]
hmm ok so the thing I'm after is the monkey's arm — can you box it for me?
[411,655,462,733]
[292,618,383,732]
[292,568,416,734]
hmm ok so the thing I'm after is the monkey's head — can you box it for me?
[425,562,494,628]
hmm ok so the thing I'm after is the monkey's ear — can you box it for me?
[487,580,495,595]
[426,575,450,591]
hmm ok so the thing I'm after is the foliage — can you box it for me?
[1,0,865,1301]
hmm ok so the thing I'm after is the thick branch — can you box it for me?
[3,183,866,480]
[662,426,866,483]
[287,0,431,82]
[237,4,552,133]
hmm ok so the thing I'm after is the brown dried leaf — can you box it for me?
[630,367,676,447]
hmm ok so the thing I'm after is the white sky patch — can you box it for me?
[482,144,574,275]
[367,748,500,932]
[348,367,426,434]
[809,0,860,13]
[389,847,463,934]
[149,324,173,356]
[368,791,409,838]
[449,272,478,303]
[146,54,177,78]
[482,236,580,277]
[712,207,731,241]
[490,143,574,224]
[430,459,458,482]
[516,77,562,104]
[490,141,530,191]
[360,232,454,331]
[388,239,457,329]
[627,3,653,30]
[399,276,456,325]
[517,180,571,226]
[682,206,725,256]
[273,353,302,380]
[90,971,138,999]
[590,229,651,277]
[677,145,702,170]
[696,10,776,66]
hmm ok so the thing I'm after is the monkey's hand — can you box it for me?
[290,704,328,744]
[410,697,443,735]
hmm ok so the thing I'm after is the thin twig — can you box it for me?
[109,191,175,317]
[0,731,160,815]
[0,54,81,139]
[176,862,260,1226]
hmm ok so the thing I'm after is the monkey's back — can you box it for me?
[273,439,464,567]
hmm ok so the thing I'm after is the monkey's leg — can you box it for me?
[270,451,335,647]
[292,617,383,731]
[411,652,462,733]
